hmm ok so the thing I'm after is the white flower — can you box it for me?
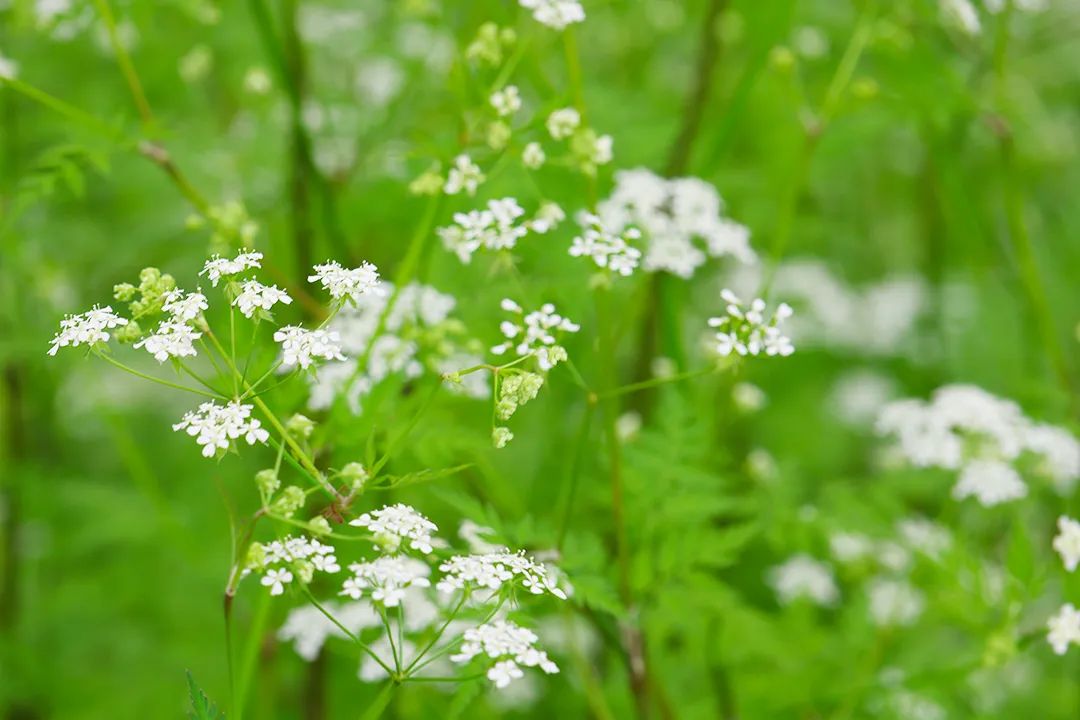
[569,212,642,276]
[1053,516,1080,572]
[522,142,546,170]
[490,85,522,116]
[708,290,795,358]
[200,249,263,286]
[519,0,585,30]
[162,289,209,323]
[47,305,128,355]
[1024,423,1080,493]
[172,400,269,458]
[588,134,613,166]
[262,568,293,596]
[233,280,292,318]
[1047,603,1080,655]
[940,0,981,35]
[274,326,346,369]
[897,517,952,559]
[340,556,431,607]
[529,202,565,234]
[279,601,379,661]
[951,459,1027,507]
[867,578,924,627]
[491,300,580,371]
[437,198,531,263]
[829,532,875,564]
[349,503,438,555]
[444,154,485,196]
[308,260,381,303]
[0,54,18,80]
[437,550,568,600]
[134,320,201,363]
[767,554,839,607]
[450,619,559,689]
[546,108,580,140]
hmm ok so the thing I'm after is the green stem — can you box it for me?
[92,0,155,127]
[95,350,223,399]
[300,587,396,677]
[0,77,121,140]
[556,403,596,550]
[598,365,716,400]
[402,593,468,676]
[358,682,396,720]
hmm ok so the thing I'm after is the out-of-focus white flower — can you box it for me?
[868,578,924,627]
[274,326,346,369]
[172,400,269,457]
[308,260,381,304]
[546,108,580,140]
[519,0,585,30]
[444,154,485,196]
[201,249,263,287]
[459,520,501,554]
[243,66,272,94]
[522,142,546,169]
[490,85,522,116]
[897,518,951,560]
[233,280,292,318]
[492,299,580,371]
[767,554,839,607]
[829,532,875,563]
[0,54,18,80]
[134,321,201,362]
[437,550,568,600]
[732,382,767,412]
[279,601,379,661]
[709,289,795,358]
[616,411,643,442]
[47,305,128,355]
[951,459,1028,507]
[1047,603,1080,655]
[1053,516,1080,572]
[340,556,431,607]
[940,0,981,34]
[450,619,559,689]
[1024,424,1080,494]
[349,504,438,555]
[569,212,642,276]
[830,370,895,426]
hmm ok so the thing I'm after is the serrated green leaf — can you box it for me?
[186,670,224,720]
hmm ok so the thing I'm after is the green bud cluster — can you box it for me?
[272,486,306,518]
[114,266,176,320]
[496,372,544,421]
[465,23,516,67]
[492,426,514,449]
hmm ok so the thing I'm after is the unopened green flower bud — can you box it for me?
[255,469,280,498]
[487,121,511,151]
[409,168,444,196]
[308,516,332,537]
[286,413,316,440]
[113,321,142,344]
[295,559,315,584]
[244,542,267,570]
[113,283,136,302]
[273,485,305,518]
[340,462,369,491]
[492,426,514,449]
[769,46,796,72]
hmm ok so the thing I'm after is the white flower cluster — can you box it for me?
[490,85,522,117]
[201,249,263,287]
[274,326,346,369]
[308,260,382,304]
[1054,516,1080,573]
[172,401,269,458]
[249,535,341,596]
[233,280,292,318]
[708,289,795,358]
[444,154,485,196]
[279,601,380,661]
[767,554,839,607]
[134,321,201,363]
[518,0,584,30]
[340,556,431,607]
[867,578,925,628]
[349,503,438,555]
[727,260,930,357]
[437,198,562,264]
[546,108,579,140]
[569,212,642,276]
[161,289,209,323]
[47,305,129,355]
[436,550,568,600]
[876,384,1080,505]
[492,299,580,371]
[1047,603,1080,655]
[450,619,559,689]
[305,282,487,413]
[594,168,755,279]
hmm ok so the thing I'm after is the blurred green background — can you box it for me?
[2,0,1080,717]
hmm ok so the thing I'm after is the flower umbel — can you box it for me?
[47,305,129,355]
[172,401,270,458]
[708,290,795,358]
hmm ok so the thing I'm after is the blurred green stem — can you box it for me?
[95,350,224,399]
[92,0,155,128]
[359,682,396,720]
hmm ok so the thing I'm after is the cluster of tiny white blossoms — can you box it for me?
[273,327,345,370]
[569,212,642,277]
[767,554,839,607]
[436,550,568,600]
[867,578,925,628]
[492,299,580,371]
[518,0,585,30]
[450,619,559,689]
[543,107,612,173]
[200,248,263,286]
[1047,516,1080,654]
[246,535,341,596]
[595,168,755,278]
[233,280,292,319]
[1054,516,1080,572]
[161,289,209,323]
[133,321,202,363]
[172,401,270,458]
[340,556,432,607]
[708,290,795,358]
[875,384,1080,506]
[308,260,382,304]
[490,85,522,117]
[349,503,439,555]
[305,282,488,413]
[437,198,563,264]
[47,306,129,355]
[444,154,485,196]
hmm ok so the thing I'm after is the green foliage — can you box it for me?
[186,670,225,720]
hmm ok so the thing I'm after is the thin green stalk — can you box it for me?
[358,682,396,720]
[402,593,468,676]
[378,606,401,674]
[599,365,716,400]
[234,589,271,720]
[556,403,596,551]
[95,350,223,399]
[300,587,396,677]
[0,77,121,140]
[92,0,155,127]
